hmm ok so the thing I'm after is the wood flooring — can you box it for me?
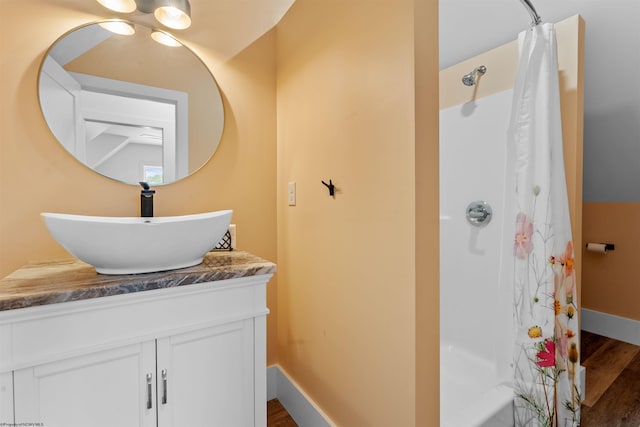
[267,398,298,426]
[580,330,640,427]
[267,331,640,427]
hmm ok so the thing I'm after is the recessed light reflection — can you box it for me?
[151,30,182,47]
[99,21,135,36]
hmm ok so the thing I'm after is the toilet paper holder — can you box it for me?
[586,243,615,252]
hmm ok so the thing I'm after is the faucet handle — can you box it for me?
[139,182,155,195]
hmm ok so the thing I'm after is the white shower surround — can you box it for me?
[439,89,515,427]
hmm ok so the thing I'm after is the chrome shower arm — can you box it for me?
[519,0,542,26]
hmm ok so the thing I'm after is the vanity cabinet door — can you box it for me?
[156,319,255,427]
[13,341,157,427]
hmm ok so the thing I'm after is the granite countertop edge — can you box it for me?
[0,251,276,312]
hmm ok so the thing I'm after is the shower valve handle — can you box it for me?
[466,201,493,227]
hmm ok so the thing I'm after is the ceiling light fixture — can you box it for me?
[96,0,192,30]
[96,0,137,14]
[153,0,191,30]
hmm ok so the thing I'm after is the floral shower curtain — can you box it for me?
[506,23,581,427]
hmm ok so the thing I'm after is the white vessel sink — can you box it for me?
[42,210,232,275]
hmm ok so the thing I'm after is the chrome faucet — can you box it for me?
[139,182,155,217]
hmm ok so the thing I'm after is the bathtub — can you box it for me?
[440,343,514,427]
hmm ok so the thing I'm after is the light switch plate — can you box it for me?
[288,182,296,206]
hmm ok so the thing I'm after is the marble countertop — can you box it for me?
[0,251,276,311]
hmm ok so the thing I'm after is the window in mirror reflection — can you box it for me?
[143,165,164,185]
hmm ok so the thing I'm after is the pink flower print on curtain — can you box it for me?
[514,212,534,259]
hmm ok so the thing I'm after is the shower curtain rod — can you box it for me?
[519,0,542,26]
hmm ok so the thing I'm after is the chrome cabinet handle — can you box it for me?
[162,369,168,405]
[146,373,153,409]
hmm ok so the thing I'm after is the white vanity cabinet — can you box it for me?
[0,272,271,427]
[155,319,256,426]
[14,341,157,427]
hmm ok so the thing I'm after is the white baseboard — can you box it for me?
[267,366,278,401]
[266,365,335,427]
[581,308,640,346]
[267,364,587,426]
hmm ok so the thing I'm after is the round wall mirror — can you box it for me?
[38,20,224,185]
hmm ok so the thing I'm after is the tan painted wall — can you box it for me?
[414,0,441,423]
[0,2,278,363]
[582,202,640,321]
[276,0,439,425]
[439,15,584,311]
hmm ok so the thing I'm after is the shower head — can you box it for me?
[462,65,487,86]
[462,73,476,87]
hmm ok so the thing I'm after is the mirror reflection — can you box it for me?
[38,21,224,185]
